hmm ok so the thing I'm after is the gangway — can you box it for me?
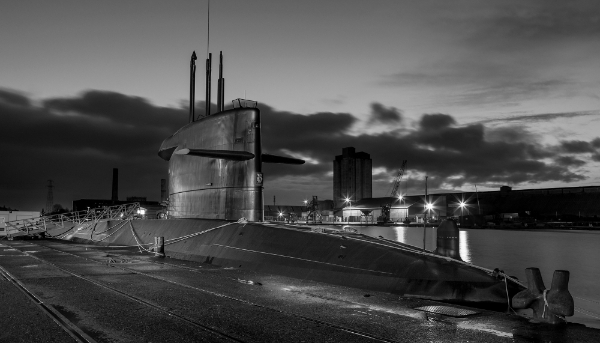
[1,203,140,239]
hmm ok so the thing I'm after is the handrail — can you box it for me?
[2,203,141,238]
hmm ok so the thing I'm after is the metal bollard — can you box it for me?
[512,268,574,324]
[154,237,165,257]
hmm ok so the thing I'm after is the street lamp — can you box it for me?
[459,201,465,217]
[426,202,433,220]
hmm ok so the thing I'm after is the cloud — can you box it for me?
[367,103,403,124]
[0,88,31,107]
[379,61,578,107]
[0,90,188,210]
[471,111,600,125]
[560,140,597,153]
[379,3,600,108]
[554,156,586,167]
[419,113,456,130]
[261,105,592,194]
[466,3,600,49]
[1,89,597,209]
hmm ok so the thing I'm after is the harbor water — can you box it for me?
[357,226,600,329]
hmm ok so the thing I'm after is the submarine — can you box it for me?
[58,51,574,317]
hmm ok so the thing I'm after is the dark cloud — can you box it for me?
[560,140,596,153]
[0,88,31,107]
[1,89,596,209]
[261,104,591,195]
[555,156,586,167]
[0,90,188,210]
[419,113,455,130]
[42,90,184,130]
[368,103,403,124]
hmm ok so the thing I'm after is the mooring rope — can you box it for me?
[91,220,130,242]
[128,221,153,253]
[164,217,247,246]
[123,217,248,254]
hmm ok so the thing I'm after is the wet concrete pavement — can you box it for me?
[1,239,599,343]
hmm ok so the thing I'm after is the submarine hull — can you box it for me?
[59,219,522,307]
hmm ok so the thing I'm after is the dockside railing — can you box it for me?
[1,203,141,239]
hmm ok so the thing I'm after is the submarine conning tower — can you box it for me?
[158,51,303,221]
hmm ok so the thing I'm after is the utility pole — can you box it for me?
[423,176,428,250]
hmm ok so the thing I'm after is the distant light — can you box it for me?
[459,201,466,208]
[426,203,433,210]
[278,212,283,217]
[398,195,403,201]
[303,200,308,205]
[344,197,350,203]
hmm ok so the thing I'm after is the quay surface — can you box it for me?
[1,239,599,343]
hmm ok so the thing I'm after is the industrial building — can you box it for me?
[331,148,600,224]
[264,200,335,222]
[340,185,600,224]
[333,147,372,208]
[72,168,163,218]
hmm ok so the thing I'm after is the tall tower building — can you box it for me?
[333,147,372,208]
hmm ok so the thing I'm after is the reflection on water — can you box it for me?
[355,225,600,329]
[459,230,471,263]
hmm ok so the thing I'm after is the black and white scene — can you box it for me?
[1,1,600,342]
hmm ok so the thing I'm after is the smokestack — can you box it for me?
[112,168,118,202]
[160,179,167,202]
[189,51,197,123]
[205,53,212,116]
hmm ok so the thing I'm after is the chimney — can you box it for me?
[112,168,118,201]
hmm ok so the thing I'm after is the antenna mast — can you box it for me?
[189,51,197,122]
[217,51,225,111]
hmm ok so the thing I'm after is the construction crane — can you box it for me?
[378,160,407,224]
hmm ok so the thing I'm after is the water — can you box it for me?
[356,226,600,329]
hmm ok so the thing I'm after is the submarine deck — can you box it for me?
[1,239,598,343]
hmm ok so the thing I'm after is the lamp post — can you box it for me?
[344,197,351,224]
[303,200,308,223]
[426,203,433,220]
[398,195,404,223]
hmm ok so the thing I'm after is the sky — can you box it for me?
[1,0,600,211]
